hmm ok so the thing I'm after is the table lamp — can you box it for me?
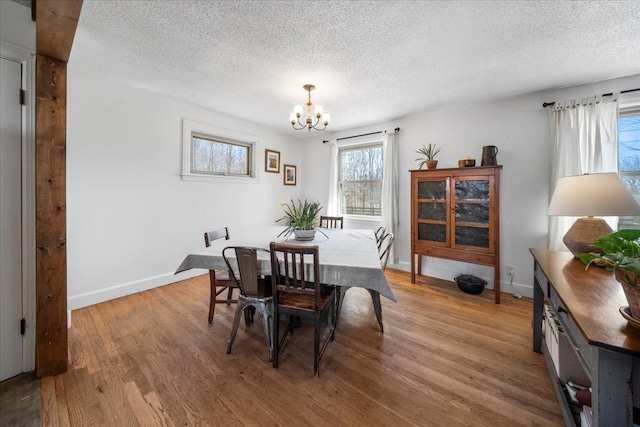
[548,172,640,257]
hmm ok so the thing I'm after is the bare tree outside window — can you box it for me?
[191,135,250,176]
[339,144,383,216]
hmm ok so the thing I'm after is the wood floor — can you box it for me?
[40,269,563,426]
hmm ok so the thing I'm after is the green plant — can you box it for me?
[276,199,325,238]
[415,143,441,169]
[579,229,640,286]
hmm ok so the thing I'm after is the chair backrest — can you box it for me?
[375,226,386,247]
[319,216,344,229]
[204,227,230,247]
[222,246,269,297]
[270,242,320,299]
[378,233,395,271]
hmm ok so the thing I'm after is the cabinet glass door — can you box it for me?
[416,179,448,244]
[453,178,491,250]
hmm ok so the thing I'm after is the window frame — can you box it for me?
[181,119,260,183]
[337,139,384,219]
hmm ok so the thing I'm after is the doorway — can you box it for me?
[0,45,36,382]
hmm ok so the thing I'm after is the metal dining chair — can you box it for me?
[336,232,394,332]
[375,226,386,248]
[222,246,274,360]
[204,227,239,323]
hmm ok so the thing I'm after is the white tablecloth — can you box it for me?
[175,226,396,302]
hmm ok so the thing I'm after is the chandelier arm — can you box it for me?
[291,120,307,130]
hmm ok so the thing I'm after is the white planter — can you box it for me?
[293,229,316,241]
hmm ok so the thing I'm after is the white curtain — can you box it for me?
[326,139,339,215]
[547,95,619,251]
[381,130,399,263]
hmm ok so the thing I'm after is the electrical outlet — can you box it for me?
[506,265,515,278]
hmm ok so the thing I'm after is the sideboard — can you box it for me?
[531,248,640,426]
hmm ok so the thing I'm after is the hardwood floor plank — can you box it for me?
[39,269,563,426]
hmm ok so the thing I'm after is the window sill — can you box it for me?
[343,215,381,222]
[181,173,260,184]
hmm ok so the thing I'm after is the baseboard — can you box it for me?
[390,260,533,299]
[67,269,205,310]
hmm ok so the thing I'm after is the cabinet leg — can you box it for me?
[533,275,543,353]
[411,253,422,283]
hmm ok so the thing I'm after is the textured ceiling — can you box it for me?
[68,0,640,136]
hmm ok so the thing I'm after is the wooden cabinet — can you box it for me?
[410,166,502,303]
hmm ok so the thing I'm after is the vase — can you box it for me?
[616,269,640,318]
[426,160,438,170]
[293,229,316,241]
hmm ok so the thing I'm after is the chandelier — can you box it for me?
[289,84,330,131]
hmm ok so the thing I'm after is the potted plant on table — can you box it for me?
[580,229,640,320]
[276,199,327,240]
[416,143,441,170]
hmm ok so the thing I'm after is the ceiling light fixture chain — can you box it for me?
[290,84,330,132]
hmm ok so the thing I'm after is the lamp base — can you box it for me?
[563,217,613,258]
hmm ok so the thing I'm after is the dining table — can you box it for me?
[175,225,396,330]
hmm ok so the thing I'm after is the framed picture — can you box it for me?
[265,149,280,173]
[283,164,297,186]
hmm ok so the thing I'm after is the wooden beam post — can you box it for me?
[35,54,68,377]
[34,0,82,377]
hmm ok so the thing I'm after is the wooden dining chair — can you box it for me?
[222,246,273,360]
[204,227,239,323]
[336,232,394,333]
[269,242,336,377]
[319,215,344,229]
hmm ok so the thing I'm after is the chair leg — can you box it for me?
[272,311,280,368]
[330,294,336,341]
[260,303,273,362]
[314,316,320,377]
[226,286,234,305]
[368,290,384,332]
[335,286,349,326]
[208,271,216,323]
[227,299,247,354]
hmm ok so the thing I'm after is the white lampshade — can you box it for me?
[322,112,330,125]
[289,112,296,124]
[313,104,324,117]
[548,172,640,257]
[293,104,304,117]
[548,172,640,217]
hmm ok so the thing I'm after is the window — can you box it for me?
[191,134,250,176]
[338,143,383,216]
[182,119,258,182]
[618,95,640,229]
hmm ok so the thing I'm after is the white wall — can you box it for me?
[301,74,640,298]
[66,72,302,309]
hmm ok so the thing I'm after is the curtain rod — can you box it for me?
[542,87,640,108]
[322,127,400,144]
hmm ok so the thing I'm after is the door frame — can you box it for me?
[1,41,36,374]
